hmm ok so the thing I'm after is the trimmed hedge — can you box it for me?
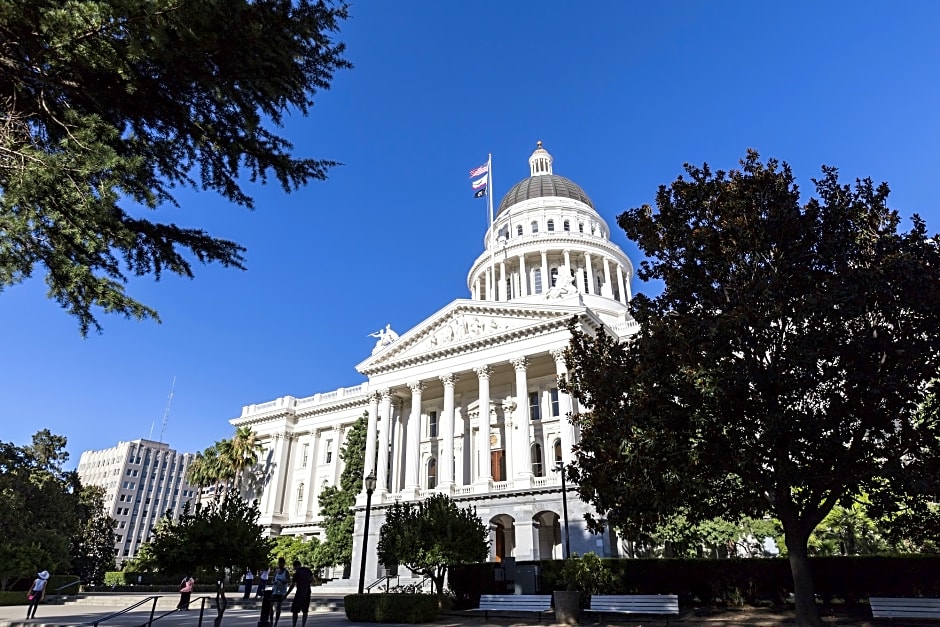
[344,593,438,623]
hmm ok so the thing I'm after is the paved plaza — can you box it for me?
[0,594,885,627]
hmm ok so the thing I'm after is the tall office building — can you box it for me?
[77,439,199,563]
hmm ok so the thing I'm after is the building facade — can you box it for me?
[76,439,199,564]
[231,143,639,583]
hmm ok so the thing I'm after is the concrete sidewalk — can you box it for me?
[0,596,881,627]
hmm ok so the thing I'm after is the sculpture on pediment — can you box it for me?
[545,265,578,299]
[369,323,399,354]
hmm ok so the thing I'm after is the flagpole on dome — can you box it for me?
[487,152,495,301]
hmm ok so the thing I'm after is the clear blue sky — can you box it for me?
[3,2,939,467]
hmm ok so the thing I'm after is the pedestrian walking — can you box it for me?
[287,560,313,627]
[177,574,195,610]
[255,566,269,598]
[242,568,254,599]
[270,558,290,627]
[25,570,49,619]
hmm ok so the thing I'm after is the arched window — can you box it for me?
[563,220,570,232]
[533,268,543,294]
[550,266,558,287]
[531,221,539,234]
[553,439,562,465]
[427,458,437,489]
[547,219,555,232]
[578,222,584,233]
[517,225,523,236]
[532,443,544,477]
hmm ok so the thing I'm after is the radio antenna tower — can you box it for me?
[159,376,176,443]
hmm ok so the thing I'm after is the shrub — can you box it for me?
[344,593,438,623]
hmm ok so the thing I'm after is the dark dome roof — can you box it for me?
[497,174,594,215]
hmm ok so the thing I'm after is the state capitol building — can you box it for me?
[230,143,639,583]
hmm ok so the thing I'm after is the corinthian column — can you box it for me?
[439,373,458,490]
[511,357,532,486]
[364,393,379,490]
[403,381,424,497]
[551,348,576,466]
[474,365,493,487]
[377,389,392,493]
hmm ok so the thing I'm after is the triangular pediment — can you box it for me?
[356,298,588,374]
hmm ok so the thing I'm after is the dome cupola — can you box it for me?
[497,142,594,215]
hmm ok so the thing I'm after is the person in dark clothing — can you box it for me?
[177,575,195,610]
[242,568,253,599]
[287,560,314,627]
[255,567,269,598]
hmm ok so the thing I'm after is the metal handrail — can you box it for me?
[365,575,396,593]
[78,595,160,627]
[77,594,213,627]
[52,577,82,594]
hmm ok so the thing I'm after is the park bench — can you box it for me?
[869,597,940,621]
[475,594,552,621]
[588,594,680,623]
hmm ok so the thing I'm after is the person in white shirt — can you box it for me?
[26,570,49,619]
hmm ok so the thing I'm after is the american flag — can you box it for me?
[469,163,488,178]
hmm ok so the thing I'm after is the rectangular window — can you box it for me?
[529,391,541,421]
[534,269,543,294]
[325,440,333,464]
[550,388,560,417]
[301,443,309,468]
[428,411,438,438]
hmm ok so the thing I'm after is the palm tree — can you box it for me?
[229,427,264,493]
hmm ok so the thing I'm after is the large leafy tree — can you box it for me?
[0,0,351,334]
[0,431,81,590]
[69,485,117,584]
[137,495,272,581]
[270,535,327,578]
[317,413,367,570]
[562,151,940,626]
[377,493,489,596]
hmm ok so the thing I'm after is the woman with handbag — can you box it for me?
[177,574,195,610]
[25,570,49,619]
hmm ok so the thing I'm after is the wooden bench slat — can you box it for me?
[589,594,679,616]
[870,597,940,620]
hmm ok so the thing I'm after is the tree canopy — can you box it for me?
[69,484,117,584]
[562,151,940,626]
[0,0,351,334]
[377,493,489,596]
[136,494,272,581]
[0,430,97,590]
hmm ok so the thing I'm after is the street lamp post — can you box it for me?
[554,461,571,559]
[357,473,377,594]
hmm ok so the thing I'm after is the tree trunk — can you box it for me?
[785,525,822,627]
